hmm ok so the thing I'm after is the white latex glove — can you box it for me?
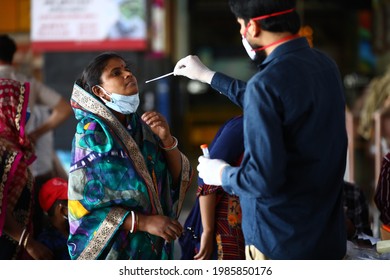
[197,156,229,186]
[173,55,216,84]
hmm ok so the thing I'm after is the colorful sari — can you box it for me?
[0,79,36,259]
[68,82,192,260]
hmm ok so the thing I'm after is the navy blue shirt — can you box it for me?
[37,226,70,260]
[211,37,347,259]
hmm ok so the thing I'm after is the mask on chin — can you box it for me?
[241,36,267,64]
[242,36,257,60]
[96,85,140,115]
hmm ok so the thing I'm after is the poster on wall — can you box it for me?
[31,0,148,51]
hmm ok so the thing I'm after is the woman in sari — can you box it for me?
[68,52,193,260]
[0,78,53,259]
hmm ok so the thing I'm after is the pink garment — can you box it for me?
[375,152,390,226]
[0,78,35,236]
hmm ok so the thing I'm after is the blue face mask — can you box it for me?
[96,85,140,114]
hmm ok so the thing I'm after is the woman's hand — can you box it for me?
[194,230,214,260]
[139,214,183,243]
[3,213,54,259]
[141,110,182,186]
[141,111,171,144]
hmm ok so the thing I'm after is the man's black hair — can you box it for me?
[228,0,301,34]
[0,34,17,63]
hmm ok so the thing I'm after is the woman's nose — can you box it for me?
[124,70,133,78]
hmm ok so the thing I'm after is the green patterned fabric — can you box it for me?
[67,83,192,260]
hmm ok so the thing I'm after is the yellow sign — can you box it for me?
[0,0,30,32]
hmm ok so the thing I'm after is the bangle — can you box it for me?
[160,136,178,151]
[23,233,30,248]
[19,228,27,246]
[130,211,135,233]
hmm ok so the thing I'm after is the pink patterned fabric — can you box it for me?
[375,152,390,226]
[0,78,35,236]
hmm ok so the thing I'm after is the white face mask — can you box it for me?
[96,85,140,114]
[242,36,257,61]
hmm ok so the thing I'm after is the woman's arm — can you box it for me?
[141,111,183,185]
[159,135,182,184]
[194,193,217,260]
[121,211,183,243]
[3,212,54,259]
[28,97,72,143]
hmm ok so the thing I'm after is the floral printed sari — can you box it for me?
[68,82,192,260]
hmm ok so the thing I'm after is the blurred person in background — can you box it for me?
[37,177,70,260]
[0,34,73,237]
[0,78,53,260]
[375,152,390,240]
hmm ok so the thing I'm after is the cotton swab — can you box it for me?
[145,72,174,83]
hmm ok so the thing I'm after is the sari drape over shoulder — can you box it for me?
[0,79,35,259]
[68,83,192,260]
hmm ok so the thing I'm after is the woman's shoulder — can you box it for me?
[220,115,243,133]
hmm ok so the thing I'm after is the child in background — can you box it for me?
[37,177,70,260]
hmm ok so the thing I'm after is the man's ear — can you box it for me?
[58,203,68,217]
[248,19,261,38]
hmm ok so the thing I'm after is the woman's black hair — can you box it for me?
[78,52,124,93]
[228,0,300,34]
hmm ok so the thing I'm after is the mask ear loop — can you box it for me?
[244,8,296,38]
[244,8,298,53]
[251,8,295,22]
[93,85,111,103]
[252,34,300,53]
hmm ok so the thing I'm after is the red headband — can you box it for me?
[251,8,295,22]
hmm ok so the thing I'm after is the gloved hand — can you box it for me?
[197,156,230,186]
[173,55,216,84]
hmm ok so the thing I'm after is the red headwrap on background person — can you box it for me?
[0,78,35,236]
[39,177,68,213]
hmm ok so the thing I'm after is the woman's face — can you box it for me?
[99,57,138,96]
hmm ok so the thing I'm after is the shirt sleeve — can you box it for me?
[221,79,286,198]
[210,72,246,109]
